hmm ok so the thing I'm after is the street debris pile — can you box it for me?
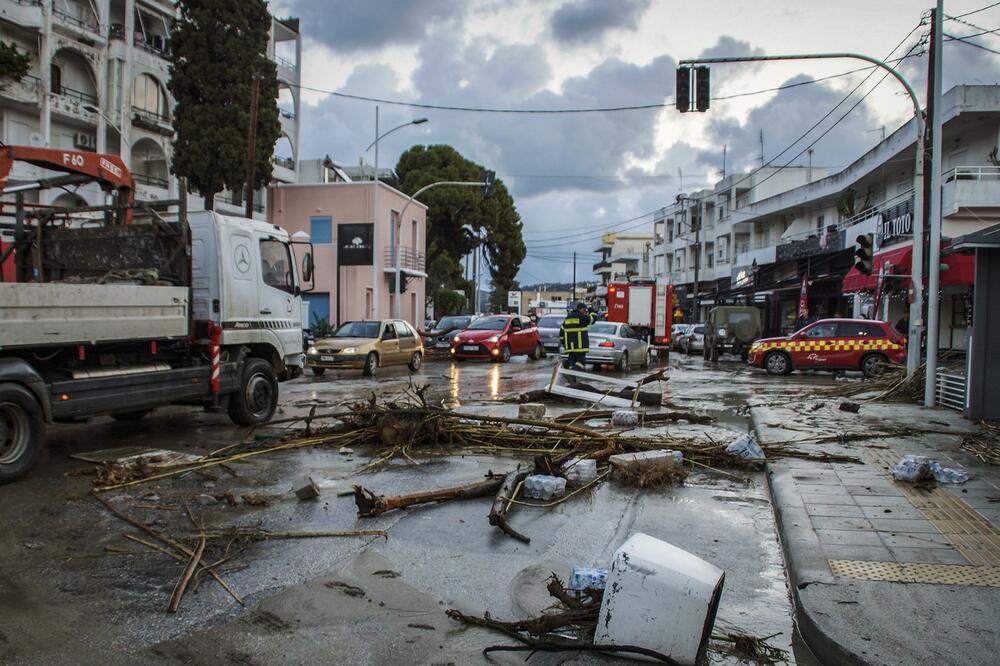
[961,421,1000,466]
[892,454,970,484]
[448,533,788,665]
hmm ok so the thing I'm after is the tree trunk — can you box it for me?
[204,191,215,211]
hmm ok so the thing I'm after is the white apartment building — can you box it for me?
[654,85,999,349]
[0,0,301,217]
[591,231,656,297]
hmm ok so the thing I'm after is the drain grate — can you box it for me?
[829,559,1000,587]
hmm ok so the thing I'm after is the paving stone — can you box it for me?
[868,518,941,534]
[805,503,865,518]
[859,505,925,520]
[798,493,858,506]
[853,494,913,507]
[879,532,953,549]
[845,484,899,496]
[822,544,894,562]
[887,547,969,565]
[810,516,873,531]
[795,483,851,496]
[815,529,884,547]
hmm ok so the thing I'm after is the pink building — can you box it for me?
[268,182,427,328]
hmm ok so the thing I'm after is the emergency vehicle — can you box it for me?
[746,318,906,378]
[605,277,674,354]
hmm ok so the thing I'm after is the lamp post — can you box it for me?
[750,258,759,306]
[365,107,428,320]
[83,103,130,151]
[679,52,925,377]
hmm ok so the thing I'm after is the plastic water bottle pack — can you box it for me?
[523,474,567,501]
[569,567,608,591]
[725,433,765,460]
[563,458,597,484]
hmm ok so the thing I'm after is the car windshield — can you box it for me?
[468,317,508,331]
[725,312,753,323]
[693,326,705,335]
[537,316,562,328]
[589,323,618,336]
[437,316,470,330]
[332,321,380,338]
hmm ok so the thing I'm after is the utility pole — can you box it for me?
[572,251,577,303]
[759,129,765,168]
[692,200,700,323]
[371,106,380,320]
[807,148,814,183]
[243,74,259,219]
[925,0,945,406]
[722,144,727,179]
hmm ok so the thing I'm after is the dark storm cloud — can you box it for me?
[549,0,651,44]
[287,0,470,53]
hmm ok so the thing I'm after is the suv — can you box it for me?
[703,306,762,361]
[747,318,906,378]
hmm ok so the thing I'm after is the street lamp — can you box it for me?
[83,104,130,150]
[750,258,759,306]
[365,106,428,320]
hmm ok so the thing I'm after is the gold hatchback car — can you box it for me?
[306,319,424,377]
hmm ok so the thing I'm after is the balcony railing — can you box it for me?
[383,246,426,272]
[274,54,297,71]
[134,173,168,189]
[219,195,264,212]
[109,23,126,40]
[132,106,169,124]
[54,85,98,106]
[944,166,1000,182]
[136,36,171,58]
[52,5,99,33]
[593,260,611,272]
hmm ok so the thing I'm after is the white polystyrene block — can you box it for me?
[593,532,725,665]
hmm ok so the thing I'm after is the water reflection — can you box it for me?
[488,364,501,398]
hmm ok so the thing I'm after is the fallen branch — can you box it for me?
[488,469,532,543]
[353,475,505,517]
[167,532,205,613]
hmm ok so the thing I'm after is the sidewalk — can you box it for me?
[750,396,1000,665]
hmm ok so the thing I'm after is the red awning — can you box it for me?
[842,243,975,293]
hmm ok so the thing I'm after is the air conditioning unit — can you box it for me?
[74,132,97,150]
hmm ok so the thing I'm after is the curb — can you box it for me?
[749,405,869,666]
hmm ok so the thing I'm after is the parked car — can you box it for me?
[307,319,423,377]
[703,306,762,362]
[670,323,692,351]
[536,314,565,352]
[430,314,475,348]
[560,322,654,371]
[747,318,906,378]
[680,325,705,354]
[451,314,544,362]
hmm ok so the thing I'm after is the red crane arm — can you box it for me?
[0,146,135,196]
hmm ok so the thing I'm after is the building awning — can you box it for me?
[842,243,975,293]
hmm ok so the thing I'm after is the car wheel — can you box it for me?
[227,358,278,426]
[529,343,543,360]
[616,350,630,372]
[861,353,888,379]
[111,409,152,422]
[311,367,326,376]
[362,352,379,377]
[764,351,792,376]
[0,384,45,484]
[498,344,512,363]
[408,351,422,372]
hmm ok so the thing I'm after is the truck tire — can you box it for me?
[0,384,45,484]
[228,358,278,426]
[111,409,152,422]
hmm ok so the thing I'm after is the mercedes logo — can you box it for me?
[235,245,251,273]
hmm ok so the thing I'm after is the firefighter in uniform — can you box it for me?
[561,301,594,369]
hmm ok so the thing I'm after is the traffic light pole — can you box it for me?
[680,52,925,377]
[393,179,493,320]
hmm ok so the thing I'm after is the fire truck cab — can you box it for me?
[605,277,674,356]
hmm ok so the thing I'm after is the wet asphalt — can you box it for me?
[0,349,842,665]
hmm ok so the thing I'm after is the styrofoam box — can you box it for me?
[593,532,725,665]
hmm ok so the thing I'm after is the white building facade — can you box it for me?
[0,0,301,217]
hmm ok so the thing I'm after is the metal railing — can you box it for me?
[55,85,98,106]
[131,106,169,124]
[219,195,264,212]
[136,37,171,58]
[274,54,297,71]
[943,166,1000,182]
[52,5,99,33]
[935,370,966,412]
[109,23,126,40]
[134,173,168,188]
[383,246,426,272]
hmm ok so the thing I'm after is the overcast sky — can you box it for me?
[271,0,1000,287]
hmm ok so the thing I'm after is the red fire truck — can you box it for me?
[605,277,674,355]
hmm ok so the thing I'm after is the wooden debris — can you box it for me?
[353,476,505,517]
[554,409,714,426]
[167,532,205,613]
[488,469,532,543]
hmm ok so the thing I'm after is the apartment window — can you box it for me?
[50,64,62,94]
[310,216,332,244]
[133,73,167,119]
[816,215,825,233]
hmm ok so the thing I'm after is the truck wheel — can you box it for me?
[764,351,792,376]
[311,367,326,376]
[228,358,278,426]
[111,409,152,422]
[0,384,45,484]
[362,352,379,377]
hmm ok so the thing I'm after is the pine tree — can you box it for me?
[168,0,281,210]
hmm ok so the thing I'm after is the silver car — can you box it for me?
[430,315,474,348]
[680,324,706,354]
[561,322,654,371]
[536,314,564,352]
[671,323,692,351]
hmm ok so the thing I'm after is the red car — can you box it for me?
[450,314,545,362]
[747,318,906,378]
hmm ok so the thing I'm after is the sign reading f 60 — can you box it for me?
[62,152,85,168]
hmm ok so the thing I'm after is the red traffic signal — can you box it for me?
[854,233,874,275]
[675,67,691,113]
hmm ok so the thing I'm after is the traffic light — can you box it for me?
[675,67,691,113]
[854,233,874,275]
[695,66,710,112]
[482,169,495,197]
